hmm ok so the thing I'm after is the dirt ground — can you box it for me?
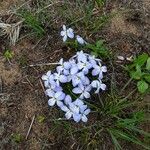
[0,0,150,150]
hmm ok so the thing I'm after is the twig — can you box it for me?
[120,78,132,94]
[26,77,33,87]
[0,93,7,96]
[98,93,104,107]
[14,0,32,12]
[121,88,137,102]
[31,37,43,50]
[49,118,67,121]
[26,115,35,140]
[39,79,45,93]
[0,76,3,93]
[27,62,59,67]
[35,1,62,14]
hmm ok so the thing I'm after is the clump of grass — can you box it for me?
[18,10,45,37]
[56,0,111,33]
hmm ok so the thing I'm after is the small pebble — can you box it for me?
[126,56,133,61]
[117,56,125,61]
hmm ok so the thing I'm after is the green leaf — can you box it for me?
[137,80,149,93]
[108,129,122,150]
[130,65,142,80]
[146,57,150,70]
[144,75,150,83]
[127,127,150,138]
[134,53,148,67]
[111,129,150,150]
[96,40,104,47]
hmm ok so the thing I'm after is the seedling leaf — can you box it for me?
[144,75,150,83]
[134,53,148,67]
[137,80,149,93]
[146,57,150,70]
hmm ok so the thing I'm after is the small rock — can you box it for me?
[126,55,133,62]
[117,56,125,61]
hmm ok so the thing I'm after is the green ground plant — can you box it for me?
[11,133,23,143]
[126,53,150,93]
[4,49,13,61]
[37,115,45,123]
[95,0,106,7]
[18,10,45,37]
[86,40,110,59]
[65,39,110,59]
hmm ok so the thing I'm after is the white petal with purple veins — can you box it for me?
[83,91,90,99]
[55,91,63,98]
[64,95,72,105]
[57,101,64,107]
[76,35,85,45]
[67,28,74,38]
[70,66,78,75]
[57,93,65,101]
[100,83,106,91]
[64,62,71,69]
[74,99,84,106]
[45,89,54,97]
[72,87,82,94]
[61,105,69,112]
[84,109,91,115]
[80,105,87,113]
[59,75,68,83]
[48,98,56,106]
[102,66,107,72]
[63,35,67,42]
[92,68,99,76]
[81,115,88,122]
[65,111,72,119]
[73,114,81,122]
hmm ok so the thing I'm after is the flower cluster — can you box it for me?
[42,25,107,123]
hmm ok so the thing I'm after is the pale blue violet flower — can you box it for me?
[76,35,87,45]
[73,99,84,106]
[77,61,92,74]
[70,63,79,75]
[61,102,81,122]
[71,72,85,87]
[77,51,87,63]
[72,84,92,99]
[57,59,71,75]
[92,63,107,79]
[60,25,74,42]
[42,71,55,88]
[54,72,68,86]
[80,105,91,122]
[91,80,106,93]
[64,95,72,105]
[48,91,65,107]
